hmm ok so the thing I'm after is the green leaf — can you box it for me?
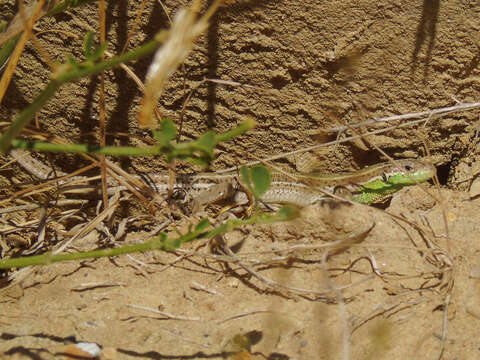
[240,165,253,195]
[196,131,215,150]
[215,117,256,143]
[67,56,79,68]
[83,32,107,62]
[83,32,95,58]
[0,34,19,72]
[240,165,271,200]
[154,118,177,147]
[164,237,182,251]
[47,0,98,17]
[194,218,211,232]
[250,165,271,197]
[194,131,215,160]
[90,41,108,62]
[182,156,209,167]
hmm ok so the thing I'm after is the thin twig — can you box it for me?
[437,293,451,360]
[216,235,373,298]
[126,304,200,321]
[217,310,274,324]
[326,101,480,133]
[215,116,431,173]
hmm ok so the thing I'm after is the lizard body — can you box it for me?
[10,150,435,207]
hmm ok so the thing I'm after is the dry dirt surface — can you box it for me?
[1,1,480,359]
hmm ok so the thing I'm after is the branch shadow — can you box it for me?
[410,0,440,81]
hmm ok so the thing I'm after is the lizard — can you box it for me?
[9,149,436,209]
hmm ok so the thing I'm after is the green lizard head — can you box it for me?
[384,160,436,186]
[353,160,436,204]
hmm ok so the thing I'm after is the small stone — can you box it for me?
[62,342,100,359]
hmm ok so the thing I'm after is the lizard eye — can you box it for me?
[404,164,412,171]
[172,189,187,200]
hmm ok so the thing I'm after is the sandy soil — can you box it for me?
[1,1,480,359]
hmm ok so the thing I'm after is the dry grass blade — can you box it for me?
[97,0,108,209]
[0,199,87,215]
[126,304,201,321]
[10,148,57,179]
[138,0,216,127]
[0,0,47,103]
[0,0,55,47]
[327,101,480,133]
[54,190,122,254]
